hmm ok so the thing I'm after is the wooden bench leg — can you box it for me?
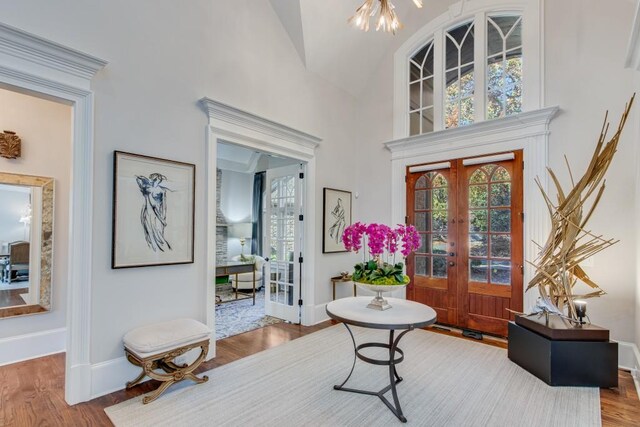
[125,353,147,389]
[125,340,210,404]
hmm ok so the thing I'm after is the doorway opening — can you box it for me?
[406,151,524,337]
[215,141,305,339]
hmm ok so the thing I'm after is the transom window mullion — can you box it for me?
[474,12,487,123]
[433,30,445,132]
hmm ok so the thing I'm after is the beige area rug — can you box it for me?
[105,325,601,427]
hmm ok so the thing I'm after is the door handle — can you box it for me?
[264,257,270,262]
[449,252,455,257]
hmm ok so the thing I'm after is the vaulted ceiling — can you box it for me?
[269,0,438,97]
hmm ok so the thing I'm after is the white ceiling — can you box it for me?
[269,0,437,97]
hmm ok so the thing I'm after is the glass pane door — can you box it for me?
[264,164,301,323]
[406,165,458,325]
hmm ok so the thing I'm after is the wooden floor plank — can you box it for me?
[0,321,637,426]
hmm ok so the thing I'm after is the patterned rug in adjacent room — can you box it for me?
[215,284,283,340]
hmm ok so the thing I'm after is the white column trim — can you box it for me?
[0,21,106,405]
[199,98,321,355]
[385,106,558,312]
[625,0,640,70]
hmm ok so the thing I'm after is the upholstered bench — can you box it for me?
[123,318,211,404]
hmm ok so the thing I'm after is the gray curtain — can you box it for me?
[251,172,265,256]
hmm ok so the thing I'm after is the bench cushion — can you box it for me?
[124,318,211,357]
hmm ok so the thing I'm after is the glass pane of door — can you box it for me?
[265,164,301,323]
[467,164,512,285]
[412,171,449,279]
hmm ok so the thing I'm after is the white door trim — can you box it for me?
[384,107,558,312]
[199,98,321,358]
[0,22,107,404]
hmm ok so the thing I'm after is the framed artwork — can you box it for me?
[112,151,195,268]
[322,188,352,253]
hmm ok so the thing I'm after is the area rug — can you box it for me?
[215,285,282,340]
[105,325,600,426]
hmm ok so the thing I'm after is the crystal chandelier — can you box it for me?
[348,0,422,34]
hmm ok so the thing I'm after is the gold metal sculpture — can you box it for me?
[527,95,634,321]
[0,130,21,159]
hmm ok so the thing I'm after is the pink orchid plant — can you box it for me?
[342,222,421,285]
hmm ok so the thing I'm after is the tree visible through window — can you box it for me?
[487,16,523,119]
[445,22,475,129]
[408,13,523,136]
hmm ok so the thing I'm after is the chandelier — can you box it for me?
[348,0,422,34]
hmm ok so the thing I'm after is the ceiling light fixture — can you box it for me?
[349,0,422,34]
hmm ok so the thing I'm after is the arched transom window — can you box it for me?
[409,13,523,136]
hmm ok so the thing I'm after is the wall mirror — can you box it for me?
[0,172,54,318]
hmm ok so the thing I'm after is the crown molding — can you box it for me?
[199,97,321,150]
[384,106,559,157]
[0,64,90,97]
[0,22,107,80]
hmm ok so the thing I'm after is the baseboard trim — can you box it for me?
[618,341,640,399]
[618,341,640,371]
[90,356,140,399]
[312,303,329,325]
[0,327,65,366]
[90,347,208,400]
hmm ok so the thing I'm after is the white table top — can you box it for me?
[326,297,437,330]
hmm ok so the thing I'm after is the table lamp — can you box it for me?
[229,222,252,260]
[574,300,587,325]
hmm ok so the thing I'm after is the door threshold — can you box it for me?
[462,329,483,340]
[427,323,508,346]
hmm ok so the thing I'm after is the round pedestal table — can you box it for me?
[326,296,437,423]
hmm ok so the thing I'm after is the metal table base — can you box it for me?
[333,323,413,423]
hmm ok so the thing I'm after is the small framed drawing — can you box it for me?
[112,151,195,268]
[323,188,352,253]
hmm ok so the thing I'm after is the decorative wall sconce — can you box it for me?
[0,130,21,159]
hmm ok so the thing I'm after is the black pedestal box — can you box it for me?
[508,322,618,387]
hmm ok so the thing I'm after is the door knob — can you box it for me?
[449,261,455,267]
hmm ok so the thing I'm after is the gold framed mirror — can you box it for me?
[0,172,54,318]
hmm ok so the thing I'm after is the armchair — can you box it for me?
[230,255,266,291]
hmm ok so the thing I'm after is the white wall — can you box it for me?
[0,87,72,338]
[0,189,31,246]
[544,0,637,343]
[220,169,253,258]
[354,0,639,343]
[0,0,358,364]
[634,67,640,357]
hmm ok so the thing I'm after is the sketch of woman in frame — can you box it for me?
[136,173,172,252]
[328,197,346,244]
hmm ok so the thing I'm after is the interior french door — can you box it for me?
[407,151,523,336]
[264,164,302,323]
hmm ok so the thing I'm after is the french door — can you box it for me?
[264,164,302,323]
[406,151,523,336]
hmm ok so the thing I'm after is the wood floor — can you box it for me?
[0,321,638,426]
[0,288,27,309]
